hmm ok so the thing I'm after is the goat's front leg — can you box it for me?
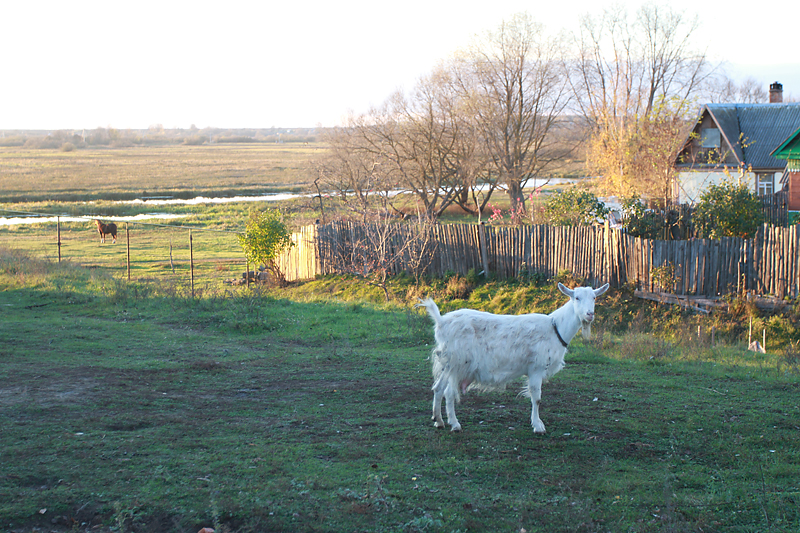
[528,373,546,433]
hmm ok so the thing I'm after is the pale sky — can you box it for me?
[2,0,799,131]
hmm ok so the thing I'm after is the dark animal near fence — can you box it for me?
[94,219,117,244]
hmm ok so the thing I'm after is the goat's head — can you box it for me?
[557,282,610,339]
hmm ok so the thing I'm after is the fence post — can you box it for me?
[126,222,131,281]
[57,216,61,263]
[190,230,195,298]
[478,223,489,276]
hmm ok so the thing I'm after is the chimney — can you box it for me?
[770,81,783,103]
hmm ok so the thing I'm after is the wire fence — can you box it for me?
[0,209,249,295]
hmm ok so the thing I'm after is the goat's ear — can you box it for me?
[557,282,573,297]
[593,283,610,297]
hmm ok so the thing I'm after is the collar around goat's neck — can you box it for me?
[552,319,569,348]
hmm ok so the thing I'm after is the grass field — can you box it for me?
[0,144,323,202]
[1,251,799,533]
[0,217,246,290]
[2,144,800,532]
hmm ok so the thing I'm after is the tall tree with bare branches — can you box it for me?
[458,13,571,214]
[569,4,713,203]
[320,66,490,221]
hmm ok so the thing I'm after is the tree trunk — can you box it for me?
[507,181,526,220]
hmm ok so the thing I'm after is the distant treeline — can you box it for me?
[0,127,323,149]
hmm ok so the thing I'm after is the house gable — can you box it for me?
[771,126,800,171]
[676,105,742,168]
[676,103,800,172]
[771,126,800,210]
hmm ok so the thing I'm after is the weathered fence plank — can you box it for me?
[296,222,800,299]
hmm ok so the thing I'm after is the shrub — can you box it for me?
[0,135,26,147]
[542,189,608,226]
[621,197,666,239]
[693,178,762,239]
[444,274,475,300]
[183,135,209,146]
[237,209,294,286]
[23,136,61,149]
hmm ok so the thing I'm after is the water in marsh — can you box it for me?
[116,177,586,206]
[0,177,589,226]
[0,213,188,226]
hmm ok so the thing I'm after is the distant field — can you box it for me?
[0,143,326,202]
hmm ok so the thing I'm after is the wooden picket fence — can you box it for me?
[278,221,800,299]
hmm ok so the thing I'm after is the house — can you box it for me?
[770,126,800,210]
[674,82,800,205]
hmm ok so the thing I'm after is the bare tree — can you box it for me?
[317,13,574,224]
[458,13,571,215]
[384,71,464,219]
[320,67,489,221]
[315,115,402,223]
[705,75,768,103]
[569,4,714,203]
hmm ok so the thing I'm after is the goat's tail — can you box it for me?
[416,298,442,327]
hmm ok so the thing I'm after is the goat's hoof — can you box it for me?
[433,421,445,429]
[450,424,462,432]
[532,422,546,434]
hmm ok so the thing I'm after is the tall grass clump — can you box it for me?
[0,247,98,293]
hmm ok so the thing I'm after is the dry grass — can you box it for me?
[0,143,326,202]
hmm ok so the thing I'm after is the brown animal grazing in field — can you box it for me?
[94,219,117,244]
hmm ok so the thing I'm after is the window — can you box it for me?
[757,173,774,196]
[700,128,720,148]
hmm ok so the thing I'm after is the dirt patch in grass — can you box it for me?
[0,375,103,408]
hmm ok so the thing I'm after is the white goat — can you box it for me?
[418,282,609,433]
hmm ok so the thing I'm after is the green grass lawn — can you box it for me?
[1,250,798,533]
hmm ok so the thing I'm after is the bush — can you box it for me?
[183,135,209,146]
[23,136,61,149]
[694,178,762,239]
[542,189,608,226]
[620,196,673,239]
[237,209,294,286]
[444,274,475,300]
[0,135,26,147]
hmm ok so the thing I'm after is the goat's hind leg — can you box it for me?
[431,375,446,429]
[443,380,462,432]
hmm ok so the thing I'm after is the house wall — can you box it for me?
[787,171,800,211]
[676,170,756,204]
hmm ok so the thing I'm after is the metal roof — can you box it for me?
[703,103,800,171]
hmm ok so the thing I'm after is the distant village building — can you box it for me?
[674,82,800,208]
[771,125,800,210]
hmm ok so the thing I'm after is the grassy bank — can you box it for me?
[1,249,799,532]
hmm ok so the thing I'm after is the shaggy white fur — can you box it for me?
[419,282,609,433]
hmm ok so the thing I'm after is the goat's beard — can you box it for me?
[581,321,592,340]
